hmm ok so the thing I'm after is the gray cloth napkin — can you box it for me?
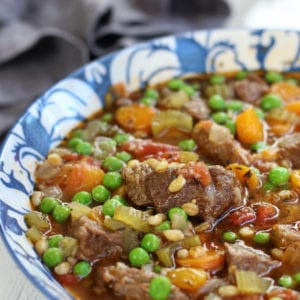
[0,0,229,140]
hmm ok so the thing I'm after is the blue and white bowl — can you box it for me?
[1,29,300,299]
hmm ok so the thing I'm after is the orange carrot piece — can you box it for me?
[115,104,155,132]
[267,119,293,136]
[271,82,300,102]
[236,108,264,144]
[285,101,300,115]
[176,251,225,272]
[226,163,260,190]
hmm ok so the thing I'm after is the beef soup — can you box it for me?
[25,71,300,300]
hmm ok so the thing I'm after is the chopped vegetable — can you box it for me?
[176,250,225,272]
[24,211,50,232]
[72,191,92,206]
[285,101,300,115]
[265,71,283,83]
[178,139,196,151]
[159,90,189,109]
[68,201,92,220]
[52,205,71,223]
[113,206,151,232]
[208,94,225,110]
[151,110,193,137]
[236,108,264,144]
[141,233,161,252]
[73,261,91,278]
[260,94,283,111]
[235,270,270,294]
[223,231,237,243]
[278,275,294,288]
[167,268,207,291]
[253,232,270,244]
[156,247,174,268]
[102,171,123,189]
[115,104,155,132]
[39,197,60,214]
[42,247,63,268]
[226,163,260,190]
[268,167,290,186]
[102,198,123,217]
[270,81,300,102]
[92,185,110,202]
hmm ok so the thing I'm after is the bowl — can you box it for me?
[1,29,300,299]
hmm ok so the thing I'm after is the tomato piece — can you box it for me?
[177,161,212,186]
[176,250,225,272]
[255,203,278,226]
[167,268,207,291]
[56,274,79,286]
[122,139,179,160]
[229,207,256,226]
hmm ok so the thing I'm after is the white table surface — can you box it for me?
[2,0,300,299]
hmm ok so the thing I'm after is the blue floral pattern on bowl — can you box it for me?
[1,29,300,300]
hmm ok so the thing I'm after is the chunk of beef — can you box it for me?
[277,133,300,168]
[225,241,280,280]
[192,120,251,166]
[272,223,300,248]
[70,216,123,261]
[123,161,244,224]
[183,98,210,120]
[282,241,300,274]
[234,73,269,105]
[122,161,153,206]
[95,264,189,300]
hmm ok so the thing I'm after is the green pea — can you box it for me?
[251,141,267,152]
[268,167,289,186]
[178,139,196,151]
[39,197,60,214]
[115,151,132,162]
[224,120,236,135]
[103,171,123,190]
[68,137,82,150]
[101,113,113,123]
[265,71,283,83]
[168,207,187,221]
[129,247,150,267]
[92,185,110,202]
[254,108,265,120]
[153,265,162,273]
[278,275,294,288]
[52,205,71,223]
[140,97,156,106]
[208,94,225,110]
[73,261,91,278]
[114,133,130,145]
[181,84,195,97]
[293,272,300,284]
[235,70,248,80]
[75,141,93,155]
[223,231,237,243]
[102,198,122,217]
[111,195,128,206]
[225,100,243,112]
[102,156,125,172]
[168,79,185,90]
[269,297,283,300]
[212,112,230,124]
[72,129,85,139]
[253,232,270,244]
[260,94,282,111]
[141,233,161,252]
[155,221,171,231]
[72,191,92,206]
[149,276,172,300]
[145,89,159,99]
[210,74,226,84]
[42,247,63,268]
[48,235,63,248]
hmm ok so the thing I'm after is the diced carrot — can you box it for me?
[270,82,300,102]
[176,250,225,272]
[267,119,293,136]
[226,163,260,190]
[285,101,300,115]
[290,170,300,188]
[63,162,104,197]
[236,108,264,144]
[115,104,155,132]
[167,268,207,291]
